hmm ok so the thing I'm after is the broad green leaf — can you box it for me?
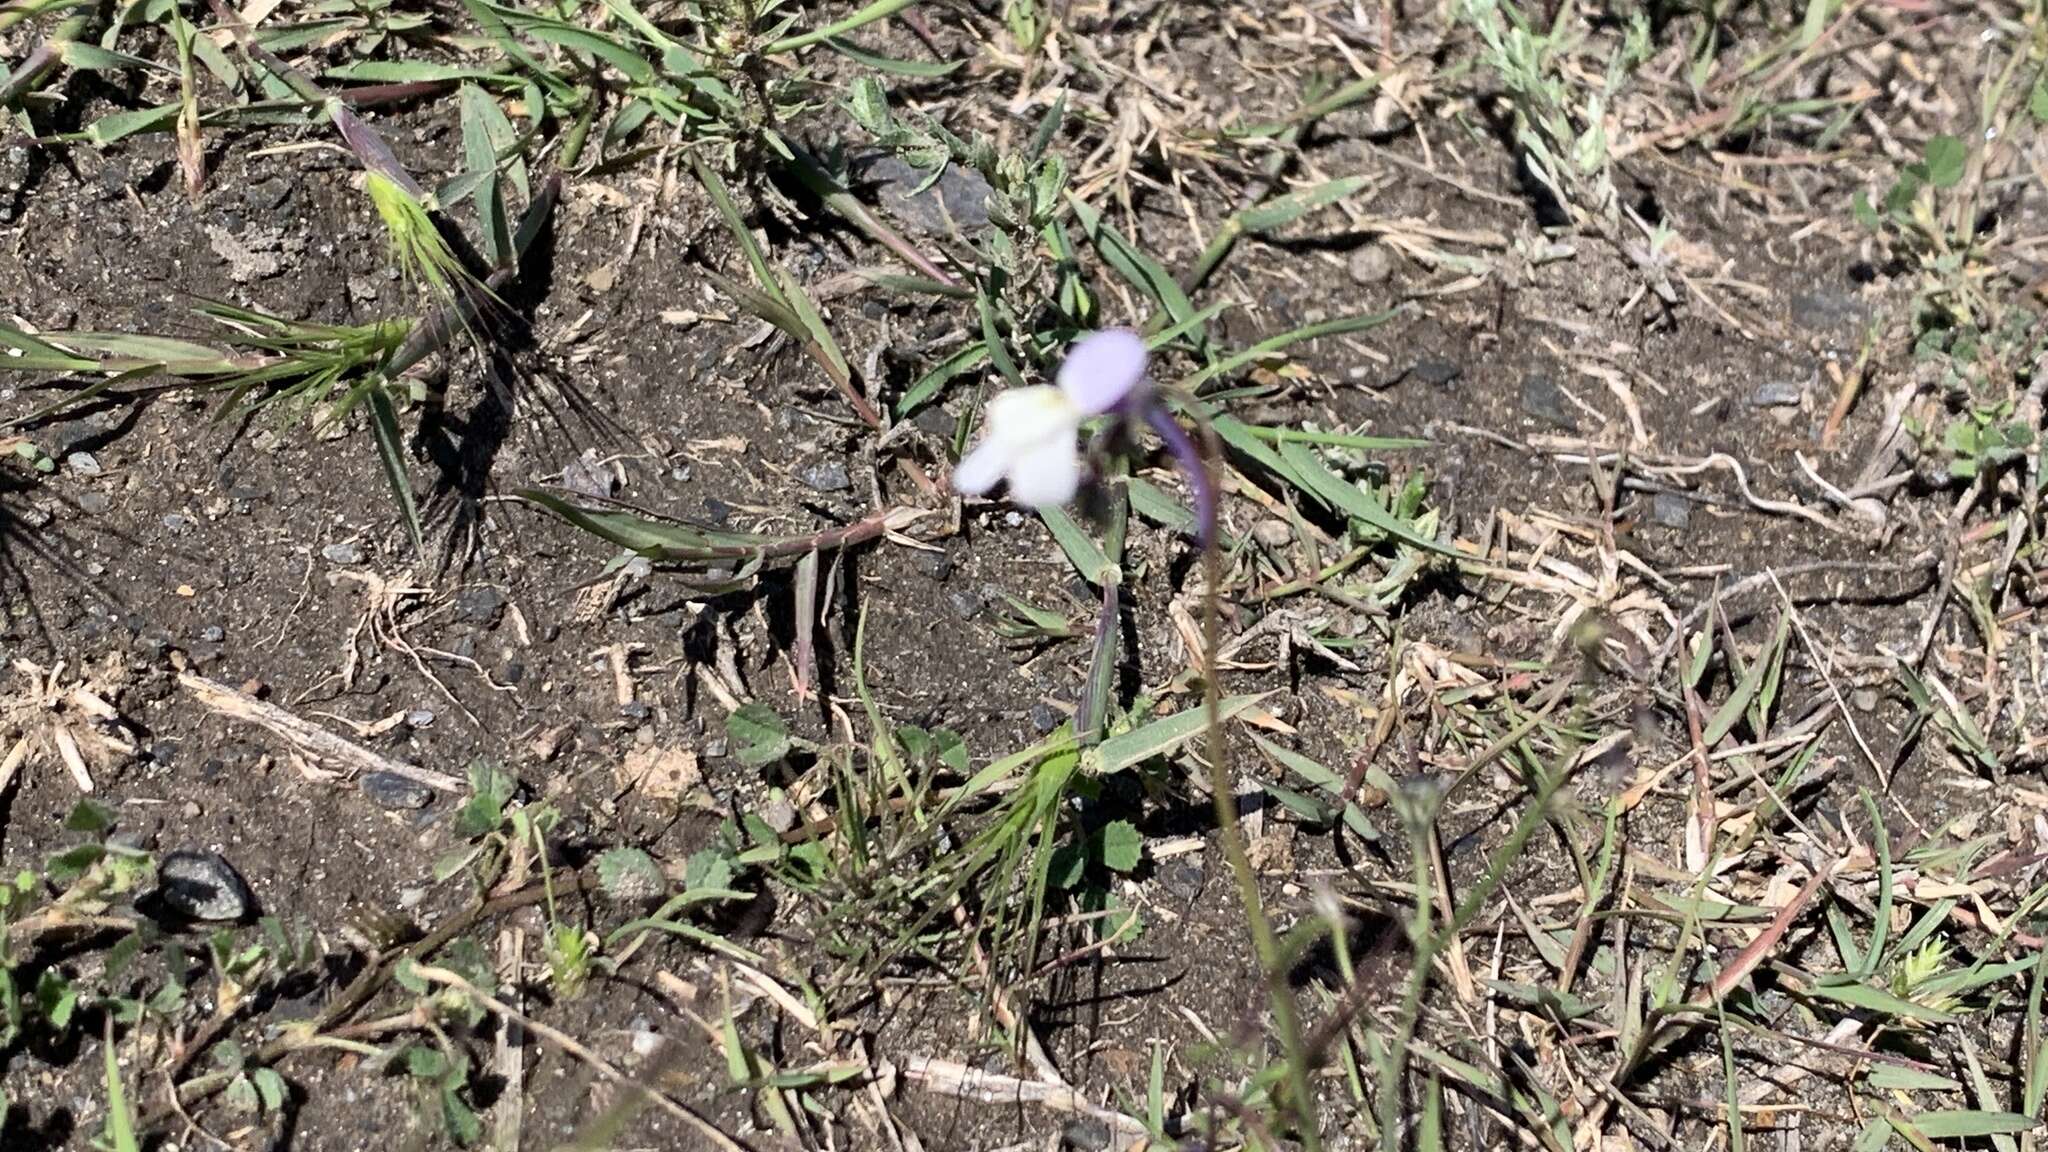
[1098,819,1142,872]
[1868,1066,1962,1092]
[1924,135,1967,189]
[728,703,791,767]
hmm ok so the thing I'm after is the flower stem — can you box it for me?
[1185,408,1318,1149]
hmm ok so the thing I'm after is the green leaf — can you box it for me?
[1704,614,1785,746]
[728,703,791,767]
[595,847,667,902]
[251,1067,286,1112]
[1852,189,1880,230]
[64,799,117,835]
[1098,820,1142,873]
[1923,135,1967,189]
[822,35,961,77]
[1094,693,1269,774]
[1067,195,1203,346]
[1867,1066,1961,1092]
[102,1024,140,1152]
[1808,978,1958,1024]
[1040,505,1113,585]
[365,388,425,556]
[1275,440,1455,555]
[1906,1111,2039,1139]
[1237,175,1370,233]
[2031,72,2048,123]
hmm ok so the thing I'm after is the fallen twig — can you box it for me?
[179,672,465,793]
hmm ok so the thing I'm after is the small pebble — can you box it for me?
[161,513,193,533]
[1252,520,1293,547]
[1347,244,1393,284]
[405,709,436,729]
[619,700,653,722]
[1850,688,1879,712]
[1519,373,1578,430]
[798,459,852,492]
[397,887,426,910]
[181,801,201,819]
[362,771,434,810]
[1410,359,1462,387]
[455,586,505,624]
[946,588,984,620]
[66,451,101,476]
[76,492,111,515]
[1648,493,1692,530]
[322,541,362,565]
[200,625,225,643]
[157,851,256,921]
[1028,702,1063,734]
[1749,379,1807,408]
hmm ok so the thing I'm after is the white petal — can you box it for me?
[983,386,1080,446]
[951,437,1012,496]
[1002,438,1082,508]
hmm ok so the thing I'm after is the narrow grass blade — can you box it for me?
[366,388,425,556]
[1094,693,1269,774]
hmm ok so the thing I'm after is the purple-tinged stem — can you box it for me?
[1141,401,1216,548]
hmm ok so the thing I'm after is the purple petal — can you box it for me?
[1056,329,1148,415]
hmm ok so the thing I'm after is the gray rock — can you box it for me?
[1061,1118,1112,1151]
[1790,289,1866,335]
[859,154,993,237]
[911,405,956,437]
[77,492,111,515]
[1347,244,1394,284]
[1252,520,1293,547]
[362,771,433,810]
[798,459,852,492]
[915,546,955,581]
[455,586,505,624]
[1519,373,1578,430]
[66,451,101,477]
[1749,379,1806,408]
[160,513,193,533]
[200,625,225,643]
[157,851,255,921]
[1159,858,1204,902]
[1411,359,1461,387]
[322,541,361,565]
[1648,493,1692,530]
[405,709,436,729]
[1028,702,1063,734]
[560,449,617,499]
[946,588,984,620]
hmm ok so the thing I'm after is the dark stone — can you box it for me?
[160,513,193,533]
[1648,493,1692,530]
[1061,1119,1112,1151]
[1411,359,1461,387]
[500,661,526,684]
[915,546,955,581]
[1160,858,1204,902]
[149,740,180,766]
[911,405,956,437]
[620,700,653,723]
[703,497,733,526]
[1519,373,1578,430]
[855,154,993,237]
[946,588,984,620]
[455,586,505,624]
[157,851,255,921]
[362,771,433,811]
[1028,702,1062,734]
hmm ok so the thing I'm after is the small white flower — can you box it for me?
[950,329,1148,509]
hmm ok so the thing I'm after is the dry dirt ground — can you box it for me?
[1,2,2046,1150]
